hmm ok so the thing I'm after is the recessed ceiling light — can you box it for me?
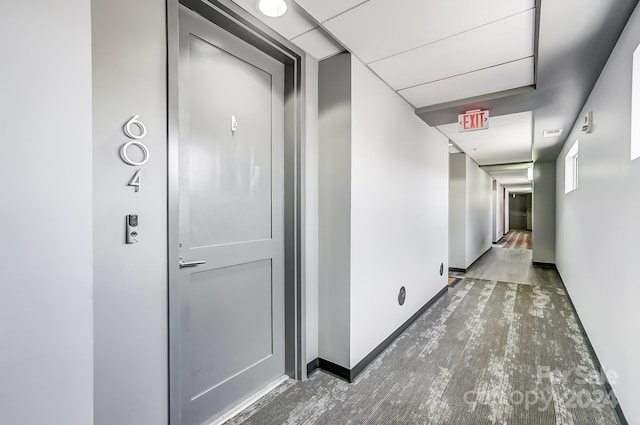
[258,0,287,17]
[543,128,563,138]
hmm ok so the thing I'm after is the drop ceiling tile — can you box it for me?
[370,9,534,90]
[323,0,534,62]
[294,0,368,23]
[398,57,535,108]
[290,27,344,60]
[439,111,533,165]
[231,0,317,39]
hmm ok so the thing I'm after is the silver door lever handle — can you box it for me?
[179,258,207,268]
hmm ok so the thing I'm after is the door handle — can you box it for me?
[179,257,207,268]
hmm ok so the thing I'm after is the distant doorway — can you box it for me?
[509,193,532,231]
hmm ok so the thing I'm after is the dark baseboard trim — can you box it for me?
[467,246,492,270]
[349,285,448,381]
[556,274,629,425]
[449,267,466,273]
[532,261,557,270]
[317,358,351,381]
[308,285,449,383]
[449,247,493,274]
[306,358,319,376]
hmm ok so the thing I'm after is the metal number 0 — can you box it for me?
[120,140,150,166]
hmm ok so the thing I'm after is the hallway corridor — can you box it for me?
[224,248,620,425]
[6,1,640,424]
[458,246,557,286]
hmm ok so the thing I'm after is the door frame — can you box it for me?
[167,1,308,423]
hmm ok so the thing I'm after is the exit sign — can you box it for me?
[458,110,489,132]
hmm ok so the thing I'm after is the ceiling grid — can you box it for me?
[232,0,640,191]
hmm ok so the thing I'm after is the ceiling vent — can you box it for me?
[543,128,563,138]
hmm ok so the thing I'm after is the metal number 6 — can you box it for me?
[123,115,147,139]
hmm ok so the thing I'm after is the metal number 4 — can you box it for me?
[128,169,142,192]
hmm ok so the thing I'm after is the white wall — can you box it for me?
[504,191,510,232]
[92,0,168,423]
[304,55,320,364]
[448,154,493,270]
[449,153,467,269]
[349,57,449,368]
[465,156,493,267]
[556,4,640,423]
[532,161,556,264]
[318,54,449,369]
[493,181,505,243]
[0,2,94,424]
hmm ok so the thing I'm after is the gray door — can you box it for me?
[509,194,528,230]
[177,7,285,425]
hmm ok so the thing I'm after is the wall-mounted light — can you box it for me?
[527,167,533,181]
[258,0,288,17]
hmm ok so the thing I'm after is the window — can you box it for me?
[565,140,579,193]
[632,45,640,160]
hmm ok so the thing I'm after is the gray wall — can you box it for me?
[0,2,94,424]
[318,53,352,368]
[304,55,320,363]
[92,0,168,424]
[532,161,556,263]
[449,153,467,269]
[556,3,640,423]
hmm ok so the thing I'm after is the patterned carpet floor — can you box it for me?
[225,252,620,425]
[497,230,532,250]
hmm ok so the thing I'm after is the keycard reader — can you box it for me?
[126,214,139,244]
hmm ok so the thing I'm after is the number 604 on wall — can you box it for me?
[120,115,149,192]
